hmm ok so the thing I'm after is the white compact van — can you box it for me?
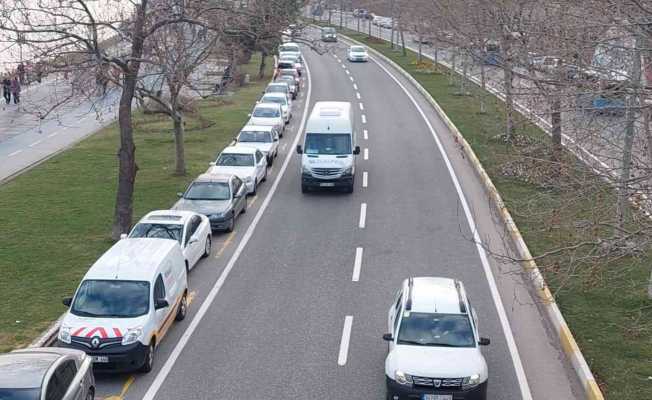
[57,238,188,373]
[296,101,360,193]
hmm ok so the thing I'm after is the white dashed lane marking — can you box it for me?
[359,203,367,228]
[338,316,354,366]
[361,114,367,124]
[352,247,364,282]
[364,148,369,160]
[362,171,368,188]
[363,129,368,140]
[8,150,22,157]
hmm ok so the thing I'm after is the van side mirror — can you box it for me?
[62,297,72,307]
[155,298,169,310]
[353,146,361,155]
[479,337,490,346]
[120,233,127,240]
[382,333,393,341]
[296,145,303,154]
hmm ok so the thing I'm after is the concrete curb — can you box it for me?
[337,32,604,400]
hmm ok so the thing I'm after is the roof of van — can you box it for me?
[306,101,352,134]
[84,238,180,282]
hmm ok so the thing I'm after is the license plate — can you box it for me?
[91,356,109,363]
[423,395,452,400]
[319,182,335,187]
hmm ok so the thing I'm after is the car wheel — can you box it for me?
[175,294,188,321]
[202,236,211,258]
[250,180,257,196]
[268,156,274,166]
[140,342,155,373]
[226,214,235,232]
[85,388,94,400]
[262,168,268,182]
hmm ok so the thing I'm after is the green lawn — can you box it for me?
[326,26,651,399]
[0,54,271,351]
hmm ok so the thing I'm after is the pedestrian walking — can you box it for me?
[10,77,21,104]
[2,77,10,105]
[17,63,25,85]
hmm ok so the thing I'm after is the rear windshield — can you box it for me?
[262,96,286,105]
[129,223,183,244]
[267,84,288,93]
[304,133,352,155]
[216,153,255,167]
[239,131,273,143]
[253,107,280,118]
[279,44,299,53]
[351,46,365,52]
[72,280,150,318]
[184,181,231,200]
[323,28,336,34]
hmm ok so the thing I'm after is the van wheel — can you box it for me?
[202,236,211,258]
[175,294,187,321]
[140,343,155,373]
[301,184,309,194]
[345,183,354,194]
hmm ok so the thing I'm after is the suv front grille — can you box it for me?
[412,376,463,388]
[312,167,342,177]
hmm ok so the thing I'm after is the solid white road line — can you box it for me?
[350,76,354,82]
[8,150,22,157]
[359,203,367,229]
[356,92,361,99]
[345,70,350,75]
[359,103,364,111]
[363,148,369,160]
[352,247,364,282]
[28,140,42,147]
[47,132,58,138]
[369,54,533,399]
[337,316,354,366]
[353,83,358,90]
[341,64,346,69]
[141,55,314,400]
[363,129,368,140]
[361,114,367,124]
[362,171,368,188]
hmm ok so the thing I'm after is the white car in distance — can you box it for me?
[260,92,292,124]
[236,125,280,165]
[209,146,268,195]
[248,102,285,136]
[127,210,212,271]
[348,45,369,62]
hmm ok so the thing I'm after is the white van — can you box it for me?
[296,102,360,193]
[57,238,188,373]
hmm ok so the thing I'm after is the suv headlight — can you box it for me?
[395,370,413,386]
[462,374,482,389]
[58,326,72,344]
[121,327,144,346]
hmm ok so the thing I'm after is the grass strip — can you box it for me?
[0,54,271,352]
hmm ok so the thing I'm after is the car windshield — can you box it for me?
[397,313,475,348]
[304,133,352,155]
[262,96,286,105]
[253,107,280,118]
[184,182,231,200]
[278,61,294,69]
[0,388,41,400]
[217,153,255,167]
[71,280,150,318]
[278,77,295,86]
[239,131,272,143]
[323,28,336,34]
[267,85,287,93]
[351,46,365,52]
[129,223,183,244]
[280,70,295,77]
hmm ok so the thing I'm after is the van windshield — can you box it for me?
[304,133,352,155]
[71,280,150,318]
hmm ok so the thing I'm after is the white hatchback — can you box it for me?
[248,103,285,136]
[236,125,280,165]
[260,92,292,124]
[209,146,268,195]
[127,210,212,271]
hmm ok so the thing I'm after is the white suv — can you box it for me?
[383,277,490,400]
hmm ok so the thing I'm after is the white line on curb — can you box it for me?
[363,129,368,140]
[359,203,367,229]
[366,52,533,400]
[356,92,361,99]
[350,76,354,82]
[363,148,369,160]
[362,171,368,188]
[361,114,366,124]
[337,316,353,366]
[47,132,59,138]
[141,55,314,400]
[8,150,22,157]
[29,140,42,148]
[353,84,358,90]
[345,70,350,75]
[352,248,364,282]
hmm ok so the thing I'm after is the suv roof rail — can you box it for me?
[405,277,414,311]
[454,280,467,313]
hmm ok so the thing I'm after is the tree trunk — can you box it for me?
[460,53,467,94]
[357,15,360,32]
[111,2,147,240]
[503,64,514,140]
[434,48,438,65]
[418,36,422,63]
[173,114,186,176]
[551,96,563,178]
[449,50,456,86]
[400,28,406,56]
[258,51,267,80]
[480,62,486,113]
[368,16,371,38]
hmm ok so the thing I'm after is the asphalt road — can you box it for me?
[82,28,585,400]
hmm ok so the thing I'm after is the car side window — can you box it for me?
[46,360,76,400]
[256,150,264,163]
[154,275,166,301]
[393,295,403,333]
[232,177,242,196]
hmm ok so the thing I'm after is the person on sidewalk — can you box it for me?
[10,76,21,104]
[2,77,10,105]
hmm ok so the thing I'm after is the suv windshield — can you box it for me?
[253,107,280,118]
[129,223,183,244]
[397,313,475,348]
[216,153,254,166]
[184,182,231,200]
[239,131,272,143]
[71,280,150,318]
[304,133,352,155]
